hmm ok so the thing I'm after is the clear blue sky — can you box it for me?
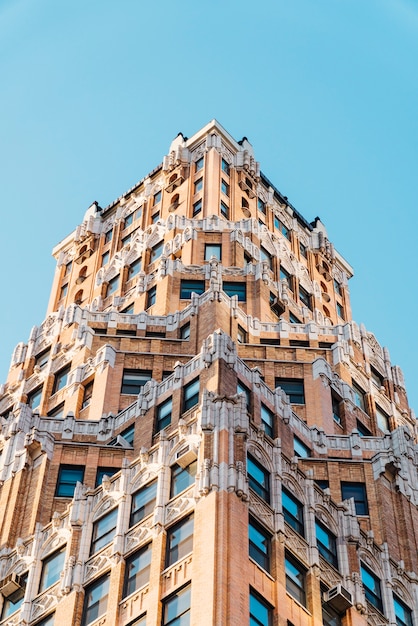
[1,0,417,410]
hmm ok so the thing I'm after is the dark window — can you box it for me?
[249,517,271,572]
[28,386,43,409]
[183,378,199,412]
[194,178,203,193]
[121,370,151,395]
[247,455,270,503]
[104,229,113,244]
[47,403,64,418]
[195,156,204,171]
[280,265,291,284]
[221,158,230,175]
[180,280,205,299]
[146,285,157,308]
[356,420,372,437]
[34,614,55,626]
[180,323,190,340]
[59,283,68,299]
[237,325,247,343]
[285,552,306,606]
[353,382,366,411]
[204,243,221,261]
[294,436,310,458]
[275,378,305,404]
[81,380,94,410]
[131,480,158,526]
[315,519,338,568]
[332,395,341,424]
[64,261,72,276]
[237,381,251,411]
[341,482,368,515]
[116,329,137,336]
[220,200,229,218]
[52,365,70,395]
[35,348,50,370]
[250,588,272,626]
[128,258,141,279]
[315,480,329,491]
[150,241,164,263]
[261,404,274,438]
[299,285,312,309]
[282,487,304,536]
[106,275,119,297]
[39,548,66,593]
[108,424,135,447]
[90,508,118,555]
[394,594,413,626]
[336,302,345,320]
[261,247,272,269]
[221,179,230,196]
[193,199,202,216]
[322,594,341,626]
[122,303,135,314]
[299,242,308,258]
[361,563,383,613]
[223,282,246,301]
[289,340,309,347]
[82,574,110,626]
[334,279,342,296]
[121,233,132,248]
[95,467,117,487]
[156,397,172,431]
[371,366,384,388]
[289,312,301,324]
[162,584,190,626]
[170,461,197,498]
[257,198,266,214]
[56,465,84,497]
[124,544,152,597]
[166,514,194,567]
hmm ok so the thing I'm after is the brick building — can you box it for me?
[0,120,417,625]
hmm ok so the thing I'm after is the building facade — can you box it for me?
[0,120,417,626]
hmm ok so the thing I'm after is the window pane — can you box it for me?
[223,282,246,301]
[131,480,158,526]
[247,456,270,503]
[261,405,274,438]
[166,515,194,567]
[394,594,413,626]
[91,508,118,554]
[56,466,85,497]
[361,563,383,612]
[180,280,205,299]
[275,378,305,404]
[39,548,66,592]
[162,585,191,626]
[249,589,272,626]
[204,244,221,261]
[183,378,199,412]
[315,520,338,568]
[294,437,310,458]
[282,488,304,536]
[249,518,270,572]
[285,554,306,606]
[52,365,70,394]
[121,370,152,395]
[170,461,197,498]
[341,482,368,515]
[157,397,172,431]
[124,544,152,597]
[82,575,110,626]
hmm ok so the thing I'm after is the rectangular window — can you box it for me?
[82,574,110,626]
[95,467,117,487]
[101,251,109,266]
[334,279,342,296]
[194,178,203,193]
[353,382,366,411]
[193,199,202,216]
[221,158,230,176]
[237,325,247,344]
[356,420,372,437]
[260,247,272,269]
[121,370,152,395]
[237,381,251,412]
[146,285,157,308]
[128,258,142,279]
[249,517,270,572]
[261,404,274,438]
[106,275,119,297]
[28,386,43,409]
[104,229,113,244]
[81,380,94,410]
[394,594,413,626]
[315,519,338,568]
[332,395,341,424]
[371,366,384,388]
[336,302,345,319]
[59,283,68,299]
[282,487,304,536]
[247,455,270,503]
[56,465,85,497]
[183,378,199,412]
[64,261,72,276]
[124,213,134,229]
[108,423,135,447]
[121,303,135,314]
[299,242,307,258]
[52,365,70,395]
[170,461,197,498]
[47,402,64,418]
[299,285,312,309]
[221,179,229,196]
[39,548,66,593]
[322,596,341,626]
[280,265,291,285]
[341,482,368,515]
[131,479,158,526]
[376,406,390,432]
[35,348,50,370]
[204,243,221,261]
[275,378,305,404]
[122,233,132,247]
[361,563,383,613]
[294,436,310,458]
[153,190,162,205]
[166,514,194,567]
[257,198,266,214]
[156,397,172,431]
[220,200,229,218]
[150,241,164,263]
[180,279,205,299]
[249,589,272,626]
[195,156,204,171]
[1,572,28,619]
[285,552,306,606]
[223,281,246,301]
[124,543,152,597]
[90,508,118,555]
[34,614,55,626]
[274,216,290,239]
[162,584,190,626]
[289,312,301,324]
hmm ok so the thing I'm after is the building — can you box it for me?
[0,119,417,626]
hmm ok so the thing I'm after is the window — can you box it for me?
[106,275,119,297]
[124,544,152,597]
[249,517,270,572]
[289,312,301,324]
[193,199,202,216]
[180,279,205,299]
[151,211,160,223]
[156,397,172,431]
[121,370,152,395]
[34,614,55,626]
[101,251,109,266]
[183,378,199,412]
[257,198,266,214]
[121,303,135,314]
[194,178,203,193]
[146,285,157,308]
[39,548,66,593]
[361,563,383,613]
[128,258,141,279]
[59,284,68,299]
[356,420,372,437]
[56,465,85,497]
[153,190,162,205]
[249,589,272,626]
[334,279,342,296]
[299,242,308,258]
[261,404,274,438]
[1,572,28,619]
[108,423,135,447]
[204,244,221,261]
[64,261,72,276]
[221,179,229,196]
[294,436,310,458]
[150,241,164,262]
[371,366,384,388]
[341,482,368,515]
[82,574,110,626]
[274,216,290,239]
[220,200,229,218]
[299,285,312,309]
[322,595,341,626]
[315,479,329,491]
[237,325,247,343]
[95,467,117,487]
[166,514,194,567]
[122,233,132,247]
[180,323,190,340]
[282,487,304,536]
[35,348,50,370]
[162,585,190,626]
[285,552,306,606]
[247,455,270,503]
[104,229,113,244]
[131,480,158,526]
[47,403,64,418]
[90,508,118,555]
[170,461,197,498]
[237,381,251,411]
[275,378,305,404]
[28,386,43,409]
[394,594,413,626]
[223,281,246,301]
[315,520,338,568]
[336,302,345,320]
[260,247,272,269]
[221,158,230,175]
[81,380,94,410]
[332,395,341,424]
[124,213,134,229]
[280,265,291,286]
[195,156,204,171]
[376,406,390,432]
[353,382,366,411]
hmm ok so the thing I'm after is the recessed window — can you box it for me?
[28,386,43,410]
[289,312,302,324]
[242,197,249,209]
[285,552,306,606]
[95,467,117,487]
[223,281,246,301]
[156,397,172,431]
[194,178,203,193]
[183,378,199,412]
[353,382,366,411]
[108,423,135,447]
[170,461,197,498]
[249,517,271,572]
[282,487,304,536]
[33,613,56,626]
[195,156,204,171]
[82,574,110,626]
[275,378,305,404]
[261,404,274,438]
[356,420,372,437]
[220,200,229,218]
[257,198,266,214]
[274,216,290,240]
[260,247,272,269]
[121,370,151,395]
[294,436,310,458]
[146,285,157,309]
[90,508,118,555]
[341,482,368,515]
[315,479,329,491]
[130,479,158,526]
[106,275,119,297]
[35,348,51,370]
[56,465,85,497]
[180,323,190,340]
[151,211,160,224]
[124,544,152,598]
[237,381,251,411]
[299,285,312,309]
[121,233,131,248]
[39,548,66,593]
[104,229,113,244]
[394,594,413,626]
[299,242,308,258]
[205,243,221,261]
[322,595,342,626]
[315,519,338,568]
[52,365,71,395]
[81,380,94,410]
[166,514,194,567]
[47,402,64,418]
[237,325,247,343]
[334,279,342,296]
[162,585,191,626]
[180,279,205,299]
[221,179,230,196]
[361,563,383,613]
[371,366,384,388]
[221,158,230,176]
[193,199,202,216]
[0,572,27,619]
[128,258,141,279]
[64,261,72,276]
[336,302,345,319]
[121,303,135,314]
[59,283,68,299]
[101,251,109,266]
[332,395,341,424]
[153,190,162,205]
[247,455,270,503]
[249,588,272,626]
[280,265,291,285]
[376,406,390,432]
[150,241,164,263]
[123,213,134,229]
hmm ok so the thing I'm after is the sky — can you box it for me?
[0,0,417,409]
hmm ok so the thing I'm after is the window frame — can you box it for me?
[223,281,246,301]
[361,563,383,613]
[260,404,274,438]
[56,465,85,498]
[341,482,369,515]
[183,378,199,412]
[52,364,71,395]
[247,455,270,504]
[275,378,305,404]
[204,243,222,261]
[90,507,118,555]
[156,397,172,432]
[180,279,205,299]
[123,543,152,598]
[146,284,157,308]
[394,593,413,626]
[282,487,304,537]
[285,552,306,606]
[81,573,110,626]
[162,584,191,626]
[249,588,273,626]
[106,274,119,297]
[38,547,66,593]
[170,461,197,499]
[165,514,194,568]
[121,370,152,395]
[130,479,158,526]
[249,517,271,573]
[315,519,338,568]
